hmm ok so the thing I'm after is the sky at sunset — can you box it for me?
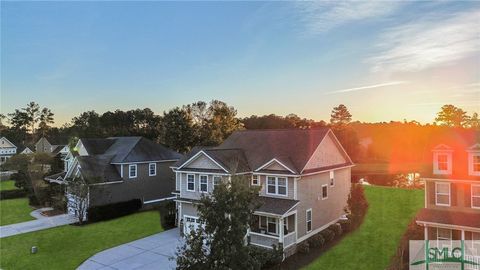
[1,1,479,126]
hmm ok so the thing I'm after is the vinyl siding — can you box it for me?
[184,154,224,170]
[425,180,480,213]
[296,168,351,240]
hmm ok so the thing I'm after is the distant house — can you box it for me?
[45,136,183,217]
[18,146,34,155]
[172,128,354,258]
[416,131,480,243]
[35,137,68,155]
[0,137,17,164]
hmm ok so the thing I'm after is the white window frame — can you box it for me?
[433,152,452,175]
[251,175,260,186]
[436,228,452,241]
[187,174,195,192]
[199,175,208,193]
[435,182,451,206]
[471,184,480,209]
[148,163,156,176]
[129,164,137,179]
[330,171,335,187]
[322,184,328,200]
[306,208,312,233]
[267,217,278,235]
[468,152,480,176]
[213,176,222,190]
[266,176,288,197]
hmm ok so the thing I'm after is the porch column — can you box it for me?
[424,226,428,240]
[461,230,465,240]
[279,218,284,243]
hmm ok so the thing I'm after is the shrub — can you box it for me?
[157,201,176,229]
[0,189,27,200]
[308,233,325,248]
[87,199,142,222]
[329,223,343,237]
[338,219,352,232]
[28,194,39,206]
[320,228,335,242]
[347,184,369,230]
[249,245,283,269]
[297,241,310,254]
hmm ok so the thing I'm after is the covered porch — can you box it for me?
[248,197,299,250]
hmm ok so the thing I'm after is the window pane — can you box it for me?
[307,210,311,220]
[438,228,451,239]
[278,186,287,195]
[437,194,449,205]
[268,222,276,234]
[267,185,276,194]
[278,178,286,186]
[307,221,312,232]
[472,185,480,196]
[437,183,449,194]
[438,155,448,163]
[472,197,480,207]
[322,186,328,198]
[267,177,275,185]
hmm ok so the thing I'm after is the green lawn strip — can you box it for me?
[0,180,18,191]
[304,186,424,270]
[0,211,163,270]
[0,198,35,226]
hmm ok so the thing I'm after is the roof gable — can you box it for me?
[302,130,351,172]
[255,158,296,174]
[0,137,16,148]
[181,151,227,171]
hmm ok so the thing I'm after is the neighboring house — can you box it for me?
[172,128,354,257]
[0,137,17,164]
[18,146,34,155]
[45,136,182,217]
[35,137,68,155]
[416,131,480,244]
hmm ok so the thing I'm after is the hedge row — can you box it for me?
[0,189,27,200]
[87,199,142,222]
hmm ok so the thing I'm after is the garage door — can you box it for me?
[67,193,87,220]
[184,216,201,235]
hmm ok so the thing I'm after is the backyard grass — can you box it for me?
[0,210,163,270]
[0,198,35,226]
[0,180,17,191]
[304,185,424,270]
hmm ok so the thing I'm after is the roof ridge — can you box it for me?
[116,137,142,163]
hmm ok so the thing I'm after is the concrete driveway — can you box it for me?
[78,228,183,270]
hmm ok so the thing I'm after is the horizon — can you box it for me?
[1,1,479,126]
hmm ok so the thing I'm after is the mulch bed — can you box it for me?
[41,209,64,217]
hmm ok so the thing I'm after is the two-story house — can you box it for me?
[172,128,354,257]
[416,131,480,245]
[45,136,182,217]
[0,137,17,164]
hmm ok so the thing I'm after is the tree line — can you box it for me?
[1,101,478,161]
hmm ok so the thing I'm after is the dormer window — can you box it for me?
[468,152,480,176]
[433,151,452,175]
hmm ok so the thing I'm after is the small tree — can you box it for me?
[176,175,261,270]
[65,176,90,225]
[330,104,352,127]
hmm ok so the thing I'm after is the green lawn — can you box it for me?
[0,198,35,226]
[0,180,18,191]
[0,211,163,270]
[305,186,424,270]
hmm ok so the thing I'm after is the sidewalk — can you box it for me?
[0,209,78,238]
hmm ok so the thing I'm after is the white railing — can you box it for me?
[249,232,279,249]
[283,232,296,248]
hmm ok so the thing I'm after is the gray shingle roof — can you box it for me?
[220,128,331,173]
[76,155,122,184]
[81,137,182,163]
[255,196,299,216]
[416,208,480,228]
